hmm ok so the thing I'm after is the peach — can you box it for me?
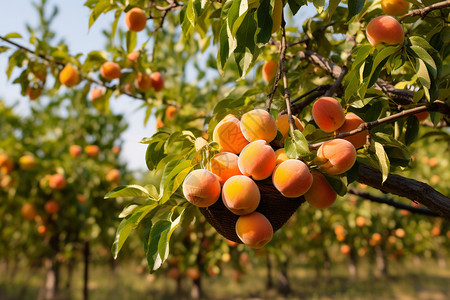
[356,216,366,227]
[276,114,304,138]
[90,87,104,101]
[415,111,429,122]
[106,169,121,184]
[240,109,278,143]
[222,175,260,215]
[165,105,178,120]
[186,268,201,280]
[69,145,82,158]
[112,146,121,155]
[381,0,410,16]
[182,169,221,207]
[271,0,283,33]
[156,118,164,129]
[45,200,60,214]
[151,72,164,92]
[315,139,356,175]
[334,225,345,236]
[304,170,337,209]
[21,203,37,221]
[395,228,405,238]
[213,114,249,154]
[0,175,14,189]
[125,8,147,32]
[336,113,368,149]
[85,145,100,158]
[100,61,121,80]
[38,225,47,236]
[77,194,88,204]
[262,60,278,83]
[0,154,8,166]
[235,212,273,248]
[238,140,276,180]
[366,16,404,47]
[275,148,289,165]
[127,51,140,62]
[208,152,242,185]
[134,72,152,92]
[272,159,313,198]
[26,86,42,100]
[312,97,345,133]
[19,155,35,170]
[49,174,66,190]
[0,158,14,174]
[340,244,351,255]
[59,64,79,87]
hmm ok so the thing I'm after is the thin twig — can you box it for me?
[399,0,450,22]
[324,66,347,97]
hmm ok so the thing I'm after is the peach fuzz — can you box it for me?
[236,212,273,248]
[366,16,404,47]
[59,64,79,87]
[262,60,278,83]
[336,113,368,149]
[213,114,249,154]
[151,72,164,92]
[276,114,304,138]
[182,169,221,207]
[304,170,337,209]
[316,139,356,175]
[208,152,242,185]
[134,72,152,92]
[312,97,345,133]
[49,174,66,190]
[69,145,82,158]
[222,175,260,215]
[100,61,121,80]
[240,109,278,143]
[238,140,276,180]
[272,159,313,198]
[275,148,289,165]
[381,0,410,16]
[125,8,147,32]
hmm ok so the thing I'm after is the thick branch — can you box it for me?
[399,0,450,22]
[357,164,450,221]
[348,188,440,217]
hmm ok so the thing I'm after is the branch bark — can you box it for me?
[399,0,450,22]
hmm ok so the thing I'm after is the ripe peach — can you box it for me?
[271,0,283,33]
[106,169,121,184]
[240,109,278,143]
[165,105,178,120]
[334,225,345,236]
[312,97,345,133]
[272,159,312,198]
[85,145,99,158]
[0,175,14,189]
[381,0,410,16]
[45,200,60,214]
[156,118,164,129]
[134,72,152,92]
[26,86,42,100]
[186,268,201,280]
[222,175,260,215]
[370,233,382,246]
[0,158,14,175]
[304,170,337,208]
[167,267,181,280]
[315,139,356,175]
[69,145,82,158]
[151,72,164,92]
[38,225,47,236]
[235,211,273,248]
[90,87,104,101]
[340,244,351,255]
[415,111,429,122]
[336,113,368,149]
[336,234,345,242]
[208,152,242,185]
[213,115,249,154]
[77,194,88,204]
[431,227,440,236]
[19,155,35,170]
[262,60,278,83]
[428,157,438,167]
[226,239,239,247]
[125,8,147,32]
[238,140,276,180]
[356,216,366,227]
[49,174,66,190]
[127,51,140,62]
[0,154,8,166]
[112,146,121,155]
[182,169,221,207]
[59,64,79,87]
[276,114,304,138]
[366,16,404,47]
[100,62,121,80]
[395,228,405,238]
[275,148,289,165]
[21,203,37,220]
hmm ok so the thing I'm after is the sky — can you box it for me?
[0,1,318,172]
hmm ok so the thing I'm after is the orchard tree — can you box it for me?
[1,0,449,280]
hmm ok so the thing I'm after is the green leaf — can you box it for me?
[313,0,325,14]
[160,160,194,203]
[347,0,365,20]
[0,46,9,54]
[228,0,249,36]
[409,45,437,78]
[4,32,22,39]
[404,115,419,146]
[323,173,348,196]
[234,12,259,77]
[326,0,341,19]
[374,141,390,184]
[415,58,431,89]
[88,0,110,28]
[146,220,171,272]
[256,0,273,45]
[158,209,186,264]
[105,184,155,199]
[118,205,139,218]
[288,0,306,15]
[284,130,311,159]
[126,30,137,54]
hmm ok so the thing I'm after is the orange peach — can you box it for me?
[336,113,368,149]
[208,152,242,185]
[134,72,152,92]
[366,15,404,47]
[49,174,66,190]
[21,203,37,220]
[240,109,278,143]
[272,159,312,198]
[238,140,276,180]
[276,114,304,138]
[415,111,429,122]
[356,216,366,227]
[381,0,410,16]
[182,169,221,207]
[315,139,356,175]
[112,146,121,155]
[69,145,82,158]
[26,86,42,100]
[312,97,345,133]
[127,51,140,62]
[100,61,121,80]
[90,87,104,101]
[340,244,351,255]
[235,211,273,248]
[106,169,121,184]
[0,158,14,175]
[0,154,8,166]
[19,155,35,170]
[222,175,260,215]
[77,194,88,204]
[304,170,337,209]
[85,145,100,158]
[0,175,14,189]
[275,148,289,165]
[165,105,178,120]
[38,225,47,236]
[213,114,249,154]
[429,157,438,167]
[45,200,60,214]
[151,72,164,92]
[125,8,147,32]
[262,60,278,83]
[156,118,164,129]
[334,225,345,236]
[59,64,79,87]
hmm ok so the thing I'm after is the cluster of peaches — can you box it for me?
[182,97,368,248]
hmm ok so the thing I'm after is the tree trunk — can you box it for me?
[190,277,202,300]
[277,259,291,297]
[83,240,90,300]
[375,245,388,277]
[348,248,358,281]
[266,253,274,290]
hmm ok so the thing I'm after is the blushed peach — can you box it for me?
[90,87,104,101]
[151,72,164,92]
[272,159,312,198]
[100,62,121,80]
[85,145,100,158]
[45,200,60,214]
[125,8,147,32]
[315,139,356,175]
[165,105,178,120]
[134,72,152,92]
[49,174,66,190]
[208,152,242,185]
[275,148,289,165]
[21,203,37,221]
[381,0,410,16]
[127,51,140,62]
[262,60,278,83]
[59,64,79,87]
[336,113,368,149]
[312,97,345,133]
[19,155,35,170]
[182,169,221,207]
[276,114,304,138]
[238,140,276,180]
[106,169,121,184]
[213,115,249,154]
[415,111,429,122]
[366,16,404,47]
[222,175,260,215]
[69,145,82,158]
[240,109,278,143]
[236,212,273,248]
[304,170,337,209]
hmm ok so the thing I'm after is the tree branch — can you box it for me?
[357,164,450,221]
[399,0,450,22]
